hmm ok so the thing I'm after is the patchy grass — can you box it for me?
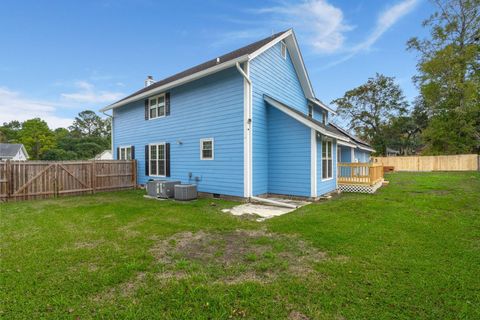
[0,172,479,319]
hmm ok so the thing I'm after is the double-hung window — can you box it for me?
[200,138,214,160]
[322,140,333,180]
[149,94,165,119]
[149,143,166,176]
[119,146,132,160]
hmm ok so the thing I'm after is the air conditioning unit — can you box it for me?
[146,180,181,198]
[174,184,197,201]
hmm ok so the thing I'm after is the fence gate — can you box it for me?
[0,160,136,202]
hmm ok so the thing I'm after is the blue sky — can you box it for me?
[0,0,432,128]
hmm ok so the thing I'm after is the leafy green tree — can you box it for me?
[331,73,409,155]
[69,110,110,138]
[19,118,55,159]
[0,120,22,142]
[41,149,77,160]
[407,0,480,154]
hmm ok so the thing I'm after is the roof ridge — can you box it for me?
[111,29,290,106]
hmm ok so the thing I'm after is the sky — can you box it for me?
[0,0,433,129]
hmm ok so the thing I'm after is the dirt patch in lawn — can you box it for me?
[92,272,147,303]
[149,230,327,284]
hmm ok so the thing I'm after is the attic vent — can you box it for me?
[216,57,220,63]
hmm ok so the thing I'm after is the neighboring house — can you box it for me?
[0,143,29,161]
[101,29,370,199]
[386,148,400,157]
[329,124,375,163]
[91,150,113,160]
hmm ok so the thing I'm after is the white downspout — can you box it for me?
[236,62,253,199]
[250,196,298,209]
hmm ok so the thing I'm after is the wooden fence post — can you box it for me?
[91,161,96,194]
[6,160,11,201]
[132,159,137,189]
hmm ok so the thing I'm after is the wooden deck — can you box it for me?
[337,162,384,193]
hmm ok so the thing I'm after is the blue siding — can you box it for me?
[267,107,311,197]
[317,137,338,196]
[113,67,244,197]
[355,149,371,162]
[339,145,352,162]
[250,42,308,195]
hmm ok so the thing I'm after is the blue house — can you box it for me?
[100,29,374,199]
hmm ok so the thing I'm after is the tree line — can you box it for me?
[0,110,111,160]
[331,0,479,156]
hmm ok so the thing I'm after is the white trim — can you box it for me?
[147,93,166,120]
[308,98,337,115]
[280,41,287,59]
[247,30,292,60]
[118,145,133,160]
[351,147,355,163]
[148,142,166,177]
[357,145,375,153]
[238,61,252,198]
[321,139,333,181]
[337,140,357,148]
[200,138,214,160]
[310,129,317,197]
[264,95,349,142]
[100,55,249,112]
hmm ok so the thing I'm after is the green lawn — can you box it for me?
[1,172,479,319]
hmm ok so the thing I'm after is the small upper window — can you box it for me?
[149,94,165,119]
[119,146,132,160]
[281,41,286,59]
[308,105,313,118]
[200,138,214,160]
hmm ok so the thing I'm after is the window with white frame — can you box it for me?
[149,143,166,176]
[281,41,286,59]
[119,146,132,160]
[322,140,333,179]
[322,111,328,125]
[148,94,165,119]
[200,138,214,160]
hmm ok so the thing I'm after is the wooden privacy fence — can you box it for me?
[373,154,479,172]
[337,163,384,185]
[0,160,136,202]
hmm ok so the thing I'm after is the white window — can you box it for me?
[322,111,328,125]
[149,143,166,176]
[200,138,214,160]
[148,94,165,119]
[119,146,132,160]
[308,105,313,118]
[322,140,333,180]
[281,41,287,59]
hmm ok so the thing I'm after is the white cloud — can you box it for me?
[0,87,73,129]
[61,81,124,104]
[255,0,353,53]
[324,0,418,68]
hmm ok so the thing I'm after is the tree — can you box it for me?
[69,110,110,138]
[0,120,22,142]
[19,118,55,159]
[331,73,409,155]
[41,149,77,160]
[407,0,480,154]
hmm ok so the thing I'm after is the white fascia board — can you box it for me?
[337,140,357,148]
[100,55,250,112]
[264,96,349,142]
[308,98,337,115]
[248,30,315,100]
[357,145,375,153]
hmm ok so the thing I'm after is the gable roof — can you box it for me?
[264,95,348,142]
[101,29,322,112]
[329,123,374,152]
[0,143,28,159]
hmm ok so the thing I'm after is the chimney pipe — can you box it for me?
[145,75,155,87]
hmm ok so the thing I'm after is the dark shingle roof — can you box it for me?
[0,143,23,158]
[113,30,290,106]
[329,123,372,148]
[264,95,347,140]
